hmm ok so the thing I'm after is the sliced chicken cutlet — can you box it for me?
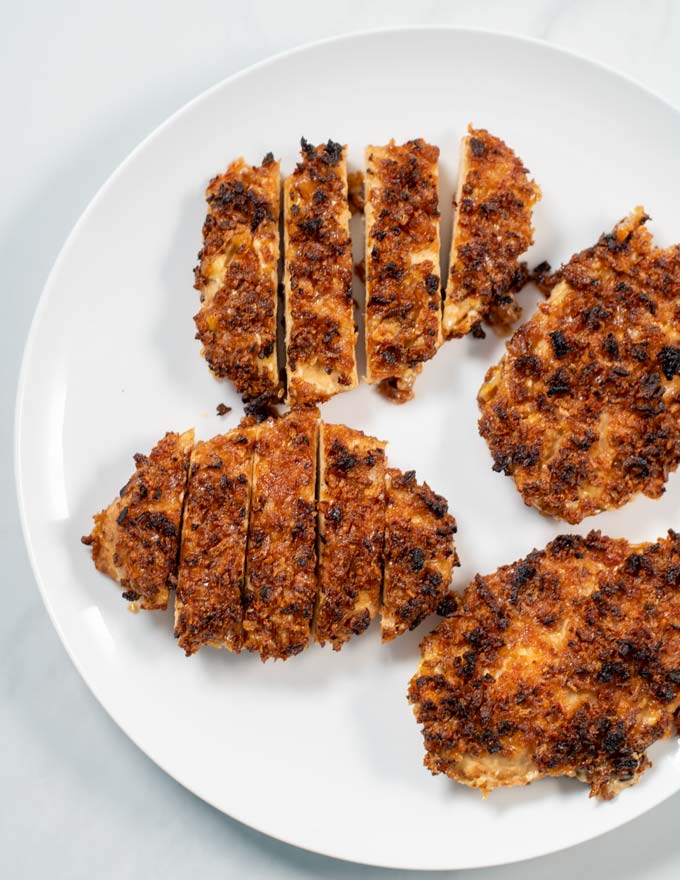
[382,469,459,642]
[443,126,541,339]
[194,153,281,404]
[284,140,357,406]
[82,430,194,610]
[409,531,680,799]
[365,139,442,402]
[314,422,386,650]
[478,208,680,523]
[242,408,319,660]
[174,428,256,655]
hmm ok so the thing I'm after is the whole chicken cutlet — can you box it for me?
[409,530,680,799]
[479,208,680,523]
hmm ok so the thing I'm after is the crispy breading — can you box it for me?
[284,140,357,406]
[174,428,256,655]
[243,408,319,660]
[82,431,194,610]
[443,127,541,339]
[382,469,458,642]
[478,208,680,523]
[194,154,281,403]
[314,422,386,650]
[409,531,680,799]
[365,140,442,402]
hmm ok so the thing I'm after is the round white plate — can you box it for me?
[16,27,680,871]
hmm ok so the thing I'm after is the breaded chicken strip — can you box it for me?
[381,469,458,641]
[443,127,541,339]
[314,422,386,650]
[284,140,357,406]
[194,154,280,404]
[175,428,256,655]
[82,430,194,610]
[365,139,442,402]
[242,408,319,660]
[409,531,680,799]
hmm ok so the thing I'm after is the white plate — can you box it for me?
[15,27,680,871]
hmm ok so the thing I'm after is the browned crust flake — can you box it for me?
[478,207,680,524]
[174,429,255,655]
[284,140,357,406]
[314,422,386,650]
[365,139,442,402]
[382,469,458,641]
[242,408,319,660]
[194,155,281,403]
[409,531,680,799]
[82,431,194,610]
[443,127,541,339]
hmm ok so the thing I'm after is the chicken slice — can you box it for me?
[242,407,319,660]
[314,422,386,650]
[381,469,458,641]
[284,140,357,406]
[194,153,280,404]
[409,530,680,799]
[478,207,680,523]
[82,430,194,610]
[443,126,541,339]
[174,427,256,655]
[365,139,442,402]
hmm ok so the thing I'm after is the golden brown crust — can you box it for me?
[243,408,319,660]
[365,140,442,401]
[409,530,680,799]
[443,127,541,339]
[174,429,255,655]
[284,140,357,406]
[478,208,680,524]
[194,155,281,403]
[83,431,194,610]
[382,468,458,642]
[314,422,386,650]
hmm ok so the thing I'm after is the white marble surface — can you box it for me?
[4,2,680,877]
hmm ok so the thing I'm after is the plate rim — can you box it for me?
[14,25,680,871]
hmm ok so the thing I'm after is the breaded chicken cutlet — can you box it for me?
[84,418,458,660]
[365,139,442,402]
[174,429,256,655]
[443,127,541,339]
[409,530,680,799]
[242,408,319,660]
[479,208,680,523]
[314,423,386,650]
[81,430,194,610]
[382,469,459,642]
[284,140,358,406]
[194,154,281,404]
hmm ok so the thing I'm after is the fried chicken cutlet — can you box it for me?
[314,423,386,650]
[82,430,194,610]
[443,127,541,339]
[194,154,281,404]
[479,208,680,523]
[365,140,442,402]
[382,469,459,641]
[409,530,680,799]
[174,428,256,655]
[284,140,358,406]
